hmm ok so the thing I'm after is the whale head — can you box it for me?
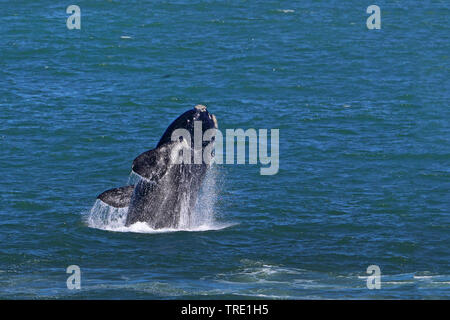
[156,105,218,149]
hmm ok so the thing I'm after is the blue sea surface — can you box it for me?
[0,1,449,299]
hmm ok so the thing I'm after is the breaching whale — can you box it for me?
[96,105,218,229]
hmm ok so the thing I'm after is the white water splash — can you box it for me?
[191,165,220,227]
[86,165,234,233]
[86,199,128,230]
[127,170,142,185]
[276,9,295,13]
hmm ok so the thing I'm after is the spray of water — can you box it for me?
[85,165,232,233]
[191,166,219,227]
[127,170,142,185]
[86,199,128,230]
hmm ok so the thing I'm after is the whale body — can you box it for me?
[96,105,218,229]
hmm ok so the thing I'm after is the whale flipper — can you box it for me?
[131,142,177,181]
[97,185,135,208]
[131,148,160,180]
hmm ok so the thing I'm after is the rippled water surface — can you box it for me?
[0,1,449,299]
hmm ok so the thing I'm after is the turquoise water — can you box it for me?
[1,1,449,299]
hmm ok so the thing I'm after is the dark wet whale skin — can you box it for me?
[97,105,217,229]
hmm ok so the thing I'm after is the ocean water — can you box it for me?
[0,0,449,299]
